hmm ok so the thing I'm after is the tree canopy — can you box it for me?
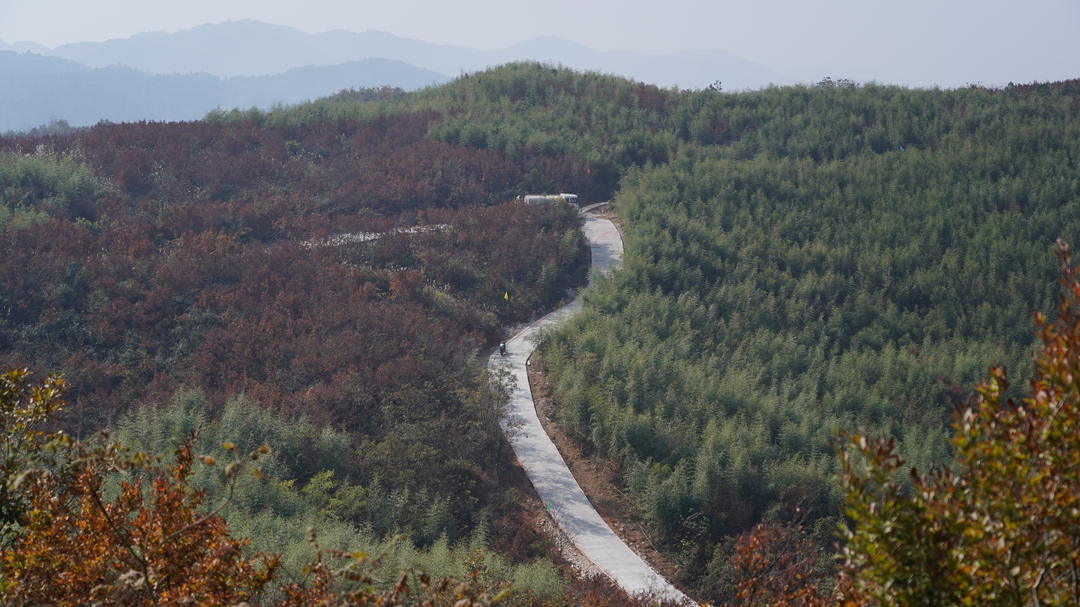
[3,62,1079,604]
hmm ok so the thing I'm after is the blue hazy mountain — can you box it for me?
[46,20,787,90]
[0,39,49,54]
[0,51,447,132]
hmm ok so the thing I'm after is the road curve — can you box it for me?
[487,214,691,605]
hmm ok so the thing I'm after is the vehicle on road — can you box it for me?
[519,193,579,207]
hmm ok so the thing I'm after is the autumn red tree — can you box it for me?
[1,368,67,543]
[730,521,830,607]
[838,239,1080,606]
[0,369,509,606]
[2,445,279,605]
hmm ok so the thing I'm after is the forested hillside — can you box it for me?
[240,63,690,198]
[3,62,1079,604]
[535,78,1080,598]
[0,107,600,602]
[265,64,1080,599]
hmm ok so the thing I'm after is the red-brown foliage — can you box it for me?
[730,521,829,607]
[0,116,588,432]
[3,441,279,606]
[837,240,1080,605]
[5,114,597,226]
[0,115,589,542]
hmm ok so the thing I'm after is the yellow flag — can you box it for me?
[503,291,510,301]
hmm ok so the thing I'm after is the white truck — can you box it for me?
[520,193,579,207]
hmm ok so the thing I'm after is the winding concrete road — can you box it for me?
[487,213,691,604]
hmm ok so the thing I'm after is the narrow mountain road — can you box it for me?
[487,212,691,605]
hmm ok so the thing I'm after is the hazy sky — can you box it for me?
[2,0,1078,87]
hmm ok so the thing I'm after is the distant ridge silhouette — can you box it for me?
[0,51,445,132]
[43,20,787,90]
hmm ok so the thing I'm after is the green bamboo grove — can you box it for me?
[270,68,1080,594]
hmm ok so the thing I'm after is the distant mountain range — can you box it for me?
[37,21,786,90]
[0,51,446,132]
[1,20,787,132]
[0,40,48,54]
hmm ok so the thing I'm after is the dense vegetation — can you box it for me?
[1,370,578,605]
[0,115,588,417]
[302,63,1076,598]
[826,242,1080,606]
[542,156,1052,589]
[0,107,595,600]
[207,68,1080,600]
[236,63,697,199]
[537,79,1080,597]
[107,390,566,599]
[4,61,1079,604]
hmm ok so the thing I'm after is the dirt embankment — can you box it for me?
[496,204,687,603]
[528,205,686,588]
[488,437,604,580]
[526,359,684,584]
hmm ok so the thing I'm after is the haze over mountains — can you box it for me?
[0,40,49,54]
[0,51,445,132]
[40,20,785,88]
[1,20,786,132]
